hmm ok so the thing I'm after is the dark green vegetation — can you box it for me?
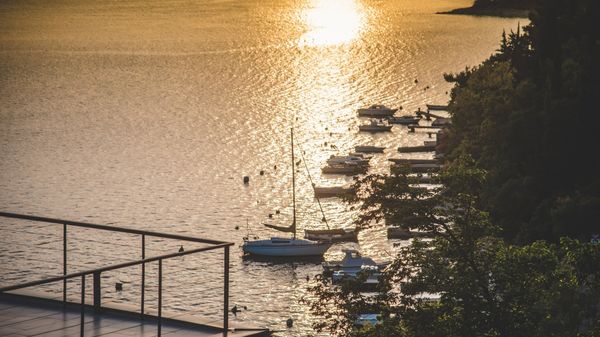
[444,0,599,244]
[308,0,600,335]
[472,0,536,10]
[440,0,536,17]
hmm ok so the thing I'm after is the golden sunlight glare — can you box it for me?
[299,0,365,47]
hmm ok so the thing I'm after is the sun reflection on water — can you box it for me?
[299,0,365,47]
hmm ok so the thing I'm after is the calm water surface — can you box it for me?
[0,0,523,334]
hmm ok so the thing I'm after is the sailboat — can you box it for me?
[242,128,332,257]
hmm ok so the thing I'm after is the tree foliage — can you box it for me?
[309,162,600,337]
[443,0,600,243]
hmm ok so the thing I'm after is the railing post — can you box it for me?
[141,234,145,317]
[80,275,85,337]
[93,272,101,311]
[224,245,229,336]
[158,259,162,337]
[63,224,67,303]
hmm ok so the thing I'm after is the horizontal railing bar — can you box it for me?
[0,242,233,293]
[0,212,227,245]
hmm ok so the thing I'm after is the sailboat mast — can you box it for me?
[291,127,297,240]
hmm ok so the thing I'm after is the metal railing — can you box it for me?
[0,212,233,336]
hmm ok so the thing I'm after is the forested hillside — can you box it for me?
[443,0,599,243]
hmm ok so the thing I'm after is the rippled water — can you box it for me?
[0,0,523,334]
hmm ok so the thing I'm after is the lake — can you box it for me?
[0,0,524,334]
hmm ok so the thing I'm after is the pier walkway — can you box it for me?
[0,291,268,337]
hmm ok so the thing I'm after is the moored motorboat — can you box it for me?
[387,115,420,125]
[304,228,358,242]
[348,152,373,160]
[357,104,398,117]
[327,155,370,166]
[321,164,367,175]
[355,145,385,153]
[323,249,380,272]
[358,120,393,132]
[388,158,440,165]
[426,104,448,111]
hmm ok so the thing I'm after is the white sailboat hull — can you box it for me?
[242,238,331,257]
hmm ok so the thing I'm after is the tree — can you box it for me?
[308,161,600,337]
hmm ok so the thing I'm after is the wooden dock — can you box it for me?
[0,291,269,337]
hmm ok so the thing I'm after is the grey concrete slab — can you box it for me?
[0,294,269,337]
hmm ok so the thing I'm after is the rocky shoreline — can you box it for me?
[438,7,530,18]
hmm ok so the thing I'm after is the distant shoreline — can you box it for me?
[438,7,530,18]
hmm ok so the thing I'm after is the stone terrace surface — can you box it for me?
[0,294,268,337]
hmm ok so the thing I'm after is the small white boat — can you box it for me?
[357,105,398,117]
[388,158,440,165]
[354,145,385,153]
[323,249,381,272]
[327,155,370,166]
[348,152,373,160]
[387,115,420,125]
[304,228,357,242]
[359,120,392,132]
[426,104,448,111]
[321,164,367,175]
